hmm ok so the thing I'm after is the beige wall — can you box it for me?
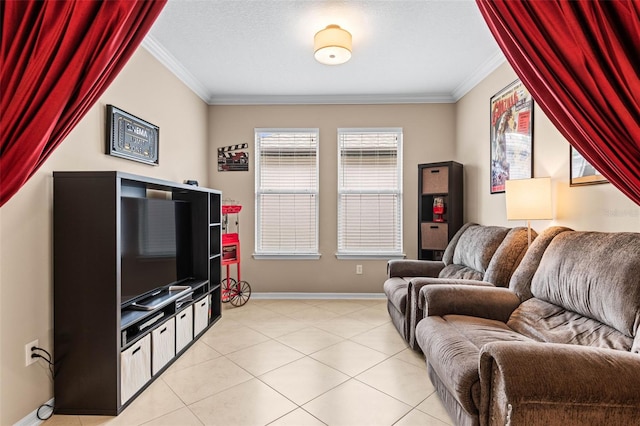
[0,48,208,424]
[208,104,456,294]
[3,48,639,424]
[456,62,640,233]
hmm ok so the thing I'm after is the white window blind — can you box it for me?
[255,129,319,258]
[337,128,403,257]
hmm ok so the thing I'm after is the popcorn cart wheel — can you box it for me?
[221,204,251,307]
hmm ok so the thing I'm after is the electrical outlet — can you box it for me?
[25,339,39,366]
[356,264,363,275]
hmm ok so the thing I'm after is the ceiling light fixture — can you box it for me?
[314,24,352,65]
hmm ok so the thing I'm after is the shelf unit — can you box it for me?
[53,171,221,415]
[418,162,463,260]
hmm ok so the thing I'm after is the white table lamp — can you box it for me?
[505,177,553,246]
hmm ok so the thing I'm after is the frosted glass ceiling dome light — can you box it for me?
[314,24,352,65]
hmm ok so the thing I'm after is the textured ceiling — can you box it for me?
[143,0,505,104]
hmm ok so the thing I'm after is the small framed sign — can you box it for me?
[217,143,249,171]
[106,105,159,165]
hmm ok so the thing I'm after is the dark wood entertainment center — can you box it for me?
[53,171,222,415]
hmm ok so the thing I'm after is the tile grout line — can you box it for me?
[50,299,452,426]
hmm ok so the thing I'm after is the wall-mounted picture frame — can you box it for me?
[570,146,609,186]
[490,79,534,194]
[106,105,159,165]
[218,143,249,171]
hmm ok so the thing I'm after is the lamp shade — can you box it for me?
[314,24,352,65]
[505,177,553,220]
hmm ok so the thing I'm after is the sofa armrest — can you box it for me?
[420,285,521,322]
[479,342,640,426]
[387,259,444,278]
[404,279,508,350]
[413,278,494,310]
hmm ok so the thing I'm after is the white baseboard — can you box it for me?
[15,398,54,426]
[251,292,385,300]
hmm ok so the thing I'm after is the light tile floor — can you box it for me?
[44,299,454,426]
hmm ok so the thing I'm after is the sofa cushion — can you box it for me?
[531,232,640,338]
[447,225,510,275]
[438,264,484,281]
[442,222,476,266]
[417,315,533,416]
[508,298,634,351]
[509,226,573,301]
[483,227,530,288]
[383,277,413,314]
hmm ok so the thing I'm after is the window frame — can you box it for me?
[336,127,405,259]
[254,128,320,260]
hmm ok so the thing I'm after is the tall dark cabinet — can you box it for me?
[418,162,463,260]
[53,171,222,415]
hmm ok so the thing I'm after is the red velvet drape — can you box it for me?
[476,0,640,205]
[0,0,166,207]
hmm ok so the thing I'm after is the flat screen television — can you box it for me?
[120,197,192,306]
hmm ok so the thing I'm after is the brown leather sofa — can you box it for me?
[383,223,532,351]
[416,227,640,426]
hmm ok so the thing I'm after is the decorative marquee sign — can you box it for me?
[106,105,159,165]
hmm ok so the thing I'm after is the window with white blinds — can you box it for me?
[337,128,403,258]
[255,129,319,258]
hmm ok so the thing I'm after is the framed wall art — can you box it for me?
[570,146,609,186]
[490,79,534,194]
[106,105,159,165]
[217,143,249,171]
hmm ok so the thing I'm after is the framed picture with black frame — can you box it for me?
[106,105,159,165]
[570,146,609,186]
[489,79,534,194]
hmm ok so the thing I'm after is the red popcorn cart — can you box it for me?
[221,204,251,306]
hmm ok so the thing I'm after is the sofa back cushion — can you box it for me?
[509,226,573,301]
[483,227,531,288]
[531,231,640,338]
[439,224,510,281]
[442,222,476,265]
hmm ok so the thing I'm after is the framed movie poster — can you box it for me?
[490,80,534,193]
[570,146,608,186]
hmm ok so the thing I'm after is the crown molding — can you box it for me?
[142,34,502,106]
[141,35,211,102]
[451,50,506,101]
[208,93,456,105]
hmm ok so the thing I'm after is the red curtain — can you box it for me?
[476,0,640,205]
[0,0,166,207]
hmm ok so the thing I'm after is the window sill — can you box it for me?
[335,253,406,260]
[253,253,321,260]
